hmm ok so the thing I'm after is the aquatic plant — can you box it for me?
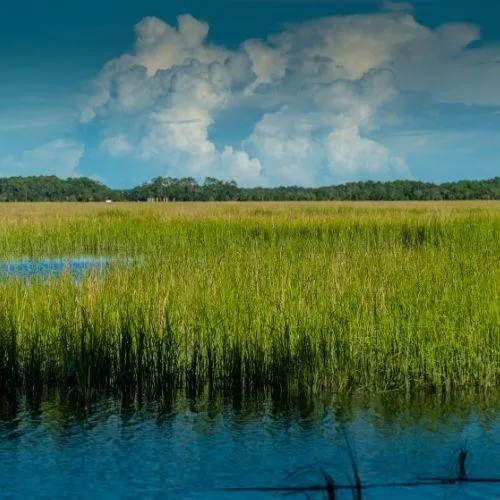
[219,446,500,497]
[0,201,498,399]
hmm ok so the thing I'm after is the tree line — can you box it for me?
[0,174,499,202]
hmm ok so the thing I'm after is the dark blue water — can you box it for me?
[1,393,499,499]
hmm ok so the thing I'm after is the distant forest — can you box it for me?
[0,175,499,202]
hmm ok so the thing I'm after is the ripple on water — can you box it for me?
[0,393,498,499]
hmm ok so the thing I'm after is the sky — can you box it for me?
[1,0,499,188]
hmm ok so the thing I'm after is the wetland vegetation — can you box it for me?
[0,201,498,403]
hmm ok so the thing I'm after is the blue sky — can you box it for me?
[1,0,499,188]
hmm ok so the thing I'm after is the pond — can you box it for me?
[1,391,499,499]
[0,257,134,280]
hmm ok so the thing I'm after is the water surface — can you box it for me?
[1,392,499,499]
[0,256,133,280]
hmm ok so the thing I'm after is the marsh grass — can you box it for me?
[0,202,498,400]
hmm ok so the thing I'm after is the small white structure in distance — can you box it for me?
[105,199,113,203]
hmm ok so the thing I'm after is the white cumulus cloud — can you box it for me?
[323,126,409,179]
[81,9,500,186]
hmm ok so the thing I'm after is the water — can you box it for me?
[0,257,133,280]
[1,392,499,499]
[0,259,498,497]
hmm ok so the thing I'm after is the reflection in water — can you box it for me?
[0,390,499,499]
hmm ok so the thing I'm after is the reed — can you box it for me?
[0,201,498,399]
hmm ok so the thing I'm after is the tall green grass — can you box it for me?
[0,203,498,400]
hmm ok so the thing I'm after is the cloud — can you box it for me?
[80,14,232,122]
[81,10,500,186]
[220,147,262,183]
[101,135,134,157]
[0,139,84,178]
[134,14,228,77]
[242,39,287,95]
[246,74,409,186]
[390,22,500,105]
[323,126,409,179]
[381,130,500,156]
[265,12,425,86]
